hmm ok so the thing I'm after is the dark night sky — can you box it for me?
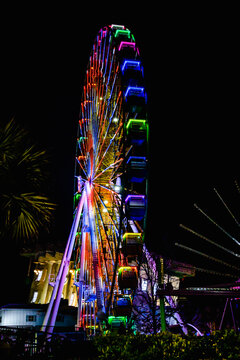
[1,5,239,303]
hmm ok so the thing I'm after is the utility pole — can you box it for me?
[156,257,166,331]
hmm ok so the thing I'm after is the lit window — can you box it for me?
[31,291,38,303]
[69,293,75,306]
[26,315,36,322]
[36,270,43,281]
[141,279,148,292]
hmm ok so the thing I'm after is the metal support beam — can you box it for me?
[157,289,240,297]
[41,189,86,333]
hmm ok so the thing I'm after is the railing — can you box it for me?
[0,326,86,358]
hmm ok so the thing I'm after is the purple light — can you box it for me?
[125,194,146,203]
[118,41,136,52]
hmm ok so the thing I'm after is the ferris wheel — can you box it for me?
[42,24,149,334]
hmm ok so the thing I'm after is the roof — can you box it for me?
[0,303,47,310]
[0,303,77,314]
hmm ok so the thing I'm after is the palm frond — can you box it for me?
[14,193,55,241]
[1,191,56,243]
[17,147,50,187]
[0,118,56,245]
[0,118,27,164]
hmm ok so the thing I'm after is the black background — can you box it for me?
[1,4,239,304]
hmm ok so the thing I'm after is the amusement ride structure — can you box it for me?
[41,24,149,334]
[39,24,240,336]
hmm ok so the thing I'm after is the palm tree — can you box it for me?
[0,118,55,246]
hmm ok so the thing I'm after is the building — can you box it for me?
[0,303,77,330]
[28,251,78,307]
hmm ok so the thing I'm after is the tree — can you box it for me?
[0,118,55,246]
[132,254,161,334]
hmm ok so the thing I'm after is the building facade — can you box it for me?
[28,252,78,307]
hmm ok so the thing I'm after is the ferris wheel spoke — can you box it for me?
[96,89,122,165]
[76,157,87,180]
[98,50,118,110]
[97,58,115,136]
[94,158,123,182]
[93,186,120,239]
[95,213,110,282]
[95,124,123,177]
[94,199,115,264]
[102,35,112,79]
[109,145,128,182]
[93,182,122,199]
[96,89,122,152]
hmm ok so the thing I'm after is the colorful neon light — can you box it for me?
[118,266,138,275]
[114,29,131,39]
[111,24,125,30]
[118,41,136,52]
[121,60,141,74]
[122,232,142,241]
[125,119,148,132]
[125,86,145,98]
[108,316,127,326]
[125,194,146,203]
[126,156,146,164]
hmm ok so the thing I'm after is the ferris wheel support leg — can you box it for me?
[41,212,77,332]
[41,190,86,334]
[77,205,88,328]
[76,280,84,329]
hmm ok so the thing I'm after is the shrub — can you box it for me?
[89,330,240,360]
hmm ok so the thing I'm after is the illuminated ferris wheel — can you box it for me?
[42,24,149,334]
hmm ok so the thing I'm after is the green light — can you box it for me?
[125,119,149,142]
[78,137,87,144]
[118,266,137,275]
[126,119,147,131]
[114,29,131,39]
[123,232,142,241]
[107,316,115,324]
[74,193,81,201]
[108,316,127,326]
